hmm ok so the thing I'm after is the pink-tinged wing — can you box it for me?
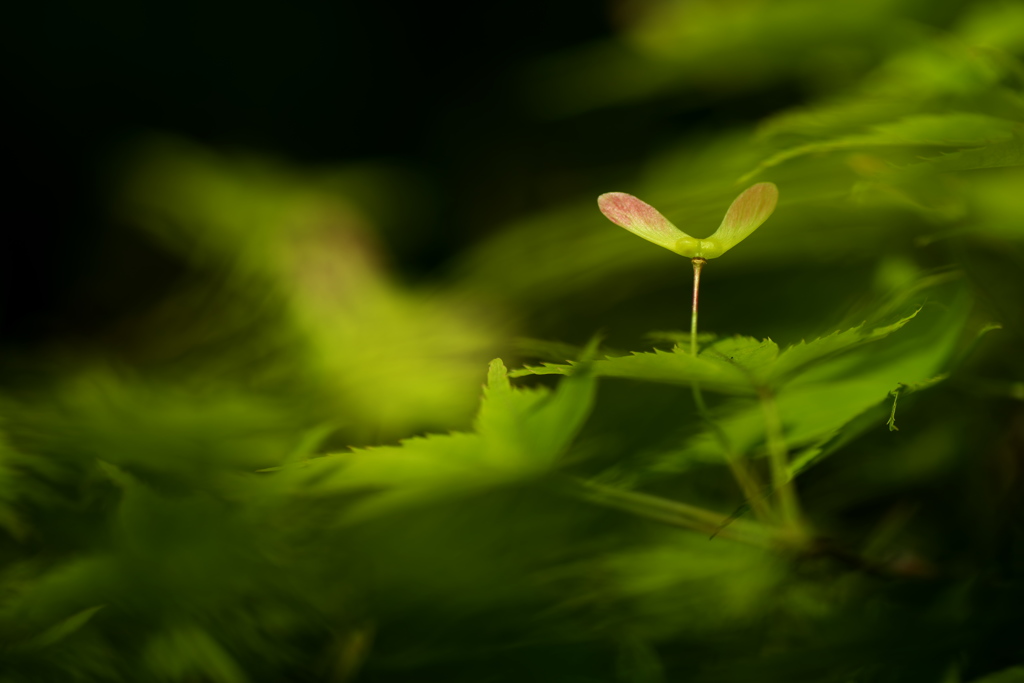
[597,192,689,253]
[709,182,779,255]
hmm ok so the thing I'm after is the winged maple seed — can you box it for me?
[597,182,779,259]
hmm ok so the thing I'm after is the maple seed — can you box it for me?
[597,182,779,259]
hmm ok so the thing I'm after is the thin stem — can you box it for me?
[758,386,805,538]
[688,257,772,522]
[568,478,777,547]
[887,386,901,432]
[690,258,705,358]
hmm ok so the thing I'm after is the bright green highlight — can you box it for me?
[512,296,965,482]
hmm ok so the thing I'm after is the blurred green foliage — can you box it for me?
[4,1,1024,682]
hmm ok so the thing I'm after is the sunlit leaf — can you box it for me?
[512,351,755,395]
[652,293,967,474]
[702,336,780,376]
[476,357,596,471]
[513,308,922,396]
[277,358,596,522]
[603,531,785,638]
[766,307,921,383]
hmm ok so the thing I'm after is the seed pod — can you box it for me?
[597,182,778,259]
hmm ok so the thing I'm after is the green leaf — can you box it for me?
[277,358,596,522]
[604,532,785,638]
[741,113,1017,181]
[513,350,755,396]
[679,379,899,466]
[651,294,967,475]
[280,432,492,522]
[143,624,247,683]
[644,330,717,347]
[702,336,780,377]
[616,635,665,683]
[779,297,965,476]
[785,434,839,479]
[766,307,922,383]
[477,357,596,470]
[514,310,921,397]
[28,605,105,649]
[913,129,1024,172]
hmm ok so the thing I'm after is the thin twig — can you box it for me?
[758,386,804,537]
[568,478,778,548]
[690,258,705,358]
[688,258,772,522]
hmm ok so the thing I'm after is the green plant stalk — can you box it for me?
[571,479,777,547]
[690,258,705,358]
[689,258,772,522]
[758,386,805,538]
[887,387,900,432]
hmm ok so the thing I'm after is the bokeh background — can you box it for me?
[3,0,1024,681]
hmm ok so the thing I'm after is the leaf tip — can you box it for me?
[486,358,511,394]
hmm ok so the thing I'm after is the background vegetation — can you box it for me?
[4,0,1024,681]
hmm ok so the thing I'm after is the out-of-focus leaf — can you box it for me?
[274,432,490,522]
[114,137,501,441]
[521,0,918,116]
[742,113,1017,181]
[616,634,665,683]
[958,0,1024,54]
[9,374,297,494]
[0,432,25,538]
[27,605,105,649]
[142,624,247,683]
[969,667,1024,683]
[912,129,1024,172]
[603,532,785,639]
[277,358,595,522]
[477,358,596,471]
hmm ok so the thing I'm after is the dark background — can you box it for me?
[2,1,809,348]
[3,2,607,342]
